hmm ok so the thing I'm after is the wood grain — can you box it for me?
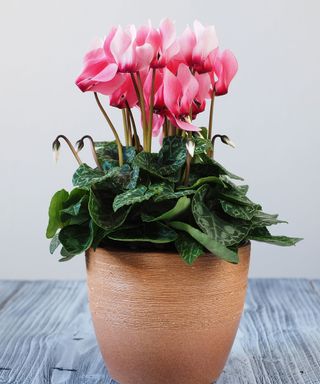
[0,279,319,383]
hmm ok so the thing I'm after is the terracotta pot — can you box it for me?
[86,243,250,384]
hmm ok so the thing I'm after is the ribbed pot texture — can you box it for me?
[86,243,251,384]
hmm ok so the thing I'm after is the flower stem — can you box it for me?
[183,153,191,186]
[76,135,102,170]
[130,73,140,100]
[207,91,216,157]
[122,109,129,147]
[126,101,140,150]
[168,122,175,136]
[163,117,168,138]
[125,109,132,146]
[53,135,82,165]
[211,134,224,159]
[136,71,148,151]
[94,92,123,166]
[147,68,156,152]
[208,90,215,140]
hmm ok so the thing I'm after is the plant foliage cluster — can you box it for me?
[47,135,301,264]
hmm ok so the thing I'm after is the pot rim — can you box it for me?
[87,241,251,257]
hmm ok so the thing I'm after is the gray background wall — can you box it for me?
[0,0,319,279]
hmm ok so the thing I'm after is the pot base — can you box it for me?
[98,328,237,384]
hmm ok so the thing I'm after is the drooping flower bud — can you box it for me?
[186,139,195,158]
[52,138,61,162]
[221,135,236,148]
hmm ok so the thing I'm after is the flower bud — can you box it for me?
[52,138,61,162]
[186,139,195,158]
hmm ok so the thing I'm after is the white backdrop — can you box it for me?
[0,0,319,279]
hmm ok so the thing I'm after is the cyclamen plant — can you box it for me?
[47,20,301,264]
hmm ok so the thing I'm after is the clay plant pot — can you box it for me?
[86,243,250,384]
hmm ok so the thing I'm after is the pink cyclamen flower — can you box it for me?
[75,44,125,95]
[109,25,154,73]
[75,24,155,94]
[179,20,219,73]
[210,49,238,96]
[137,19,179,68]
[163,64,201,131]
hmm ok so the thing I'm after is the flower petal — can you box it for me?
[152,114,165,136]
[89,73,126,95]
[91,63,118,82]
[175,118,201,132]
[214,49,238,96]
[195,72,211,101]
[136,43,154,71]
[160,18,176,51]
[179,26,196,65]
[110,74,137,108]
[193,22,219,64]
[103,27,117,62]
[177,63,199,114]
[110,26,132,64]
[163,68,181,115]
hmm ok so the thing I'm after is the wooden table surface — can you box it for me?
[0,279,319,384]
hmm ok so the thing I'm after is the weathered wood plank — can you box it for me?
[221,279,320,384]
[0,279,319,384]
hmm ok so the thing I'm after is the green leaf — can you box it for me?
[89,188,131,232]
[61,195,87,217]
[237,185,249,195]
[108,222,178,243]
[58,221,93,256]
[73,163,137,192]
[178,176,223,190]
[127,166,140,190]
[154,189,196,202]
[158,136,186,165]
[113,182,170,212]
[61,188,87,216]
[194,136,212,155]
[219,189,260,207]
[46,189,69,238]
[134,137,186,182]
[59,247,76,262]
[72,164,106,188]
[192,185,251,246]
[60,188,89,225]
[142,196,191,222]
[150,182,195,202]
[133,153,181,182]
[169,221,238,263]
[100,164,136,191]
[190,155,244,181]
[91,230,107,250]
[252,235,302,246]
[95,141,136,170]
[113,185,152,212]
[220,200,258,220]
[251,211,288,227]
[49,233,61,254]
[199,127,208,139]
[249,227,302,246]
[90,221,107,250]
[175,233,204,264]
